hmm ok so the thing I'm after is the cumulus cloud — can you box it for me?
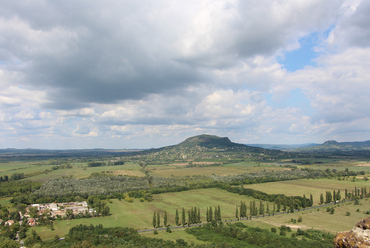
[1,0,370,148]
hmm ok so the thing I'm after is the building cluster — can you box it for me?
[0,201,94,227]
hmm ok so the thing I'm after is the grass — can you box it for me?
[245,178,369,205]
[0,161,145,181]
[149,165,288,177]
[257,198,370,233]
[140,228,209,245]
[35,188,259,240]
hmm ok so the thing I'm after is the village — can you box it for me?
[1,201,94,227]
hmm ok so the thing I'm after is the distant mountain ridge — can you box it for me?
[294,140,370,152]
[177,134,242,148]
[144,134,275,154]
[247,143,318,150]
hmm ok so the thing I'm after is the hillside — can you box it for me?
[177,134,244,149]
[294,139,370,152]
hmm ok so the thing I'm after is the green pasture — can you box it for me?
[149,165,288,177]
[260,198,370,233]
[140,228,209,245]
[34,188,258,240]
[245,178,369,205]
[0,161,145,181]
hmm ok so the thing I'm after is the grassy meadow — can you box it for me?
[245,178,369,205]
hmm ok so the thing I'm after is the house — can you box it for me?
[5,220,14,226]
[28,218,37,226]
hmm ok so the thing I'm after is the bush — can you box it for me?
[271,227,276,233]
[330,208,335,214]
[356,209,360,212]
[280,225,287,231]
[287,226,292,232]
[153,230,158,235]
[298,216,302,222]
[346,211,351,216]
[279,230,286,236]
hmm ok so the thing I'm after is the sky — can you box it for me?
[1,0,370,149]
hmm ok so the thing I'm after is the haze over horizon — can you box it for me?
[1,0,370,149]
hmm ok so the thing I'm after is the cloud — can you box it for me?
[1,0,370,148]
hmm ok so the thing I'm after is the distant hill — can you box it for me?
[293,140,370,152]
[247,143,318,150]
[144,134,276,154]
[177,134,243,149]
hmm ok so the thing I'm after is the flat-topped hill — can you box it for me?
[177,134,242,149]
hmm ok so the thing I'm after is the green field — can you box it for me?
[260,198,370,233]
[245,178,369,204]
[34,188,260,240]
[149,164,288,177]
[0,161,145,181]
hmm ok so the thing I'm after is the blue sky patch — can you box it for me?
[277,27,334,72]
[265,89,314,116]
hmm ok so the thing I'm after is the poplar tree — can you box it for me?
[175,209,179,225]
[182,207,185,227]
[236,207,239,220]
[164,210,167,227]
[259,201,264,215]
[206,207,209,222]
[153,212,156,228]
[320,193,324,205]
[337,190,341,201]
[310,194,313,207]
[197,208,200,223]
[157,212,160,227]
[209,207,213,221]
[187,210,190,226]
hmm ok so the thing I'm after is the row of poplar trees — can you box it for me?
[153,206,222,228]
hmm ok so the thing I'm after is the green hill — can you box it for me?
[294,140,370,152]
[177,134,242,149]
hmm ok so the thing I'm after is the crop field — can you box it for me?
[34,188,261,240]
[260,198,370,233]
[245,178,369,205]
[0,161,145,181]
[149,164,289,177]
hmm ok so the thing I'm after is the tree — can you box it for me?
[175,209,179,226]
[337,190,341,201]
[182,208,185,227]
[310,194,313,207]
[320,193,324,205]
[187,210,190,226]
[153,212,156,228]
[102,205,110,216]
[206,207,209,222]
[157,212,160,228]
[209,207,213,222]
[164,210,167,227]
[259,201,264,215]
[302,194,307,208]
[236,207,239,220]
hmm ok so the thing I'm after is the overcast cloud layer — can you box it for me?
[1,0,370,149]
